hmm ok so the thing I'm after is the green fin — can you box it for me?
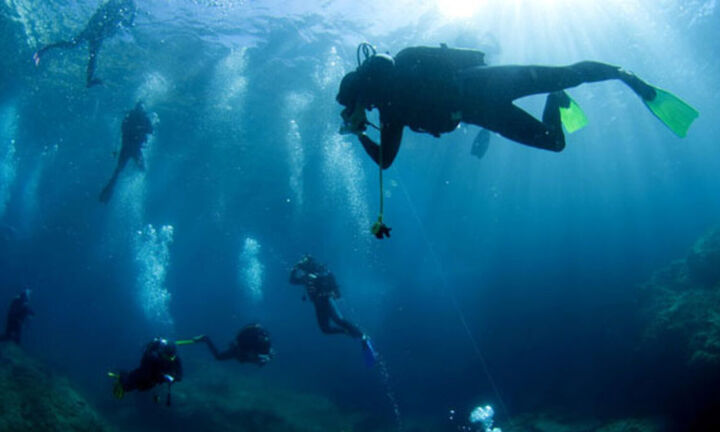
[174,339,198,346]
[643,86,698,137]
[559,96,588,134]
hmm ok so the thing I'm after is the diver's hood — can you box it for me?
[337,71,360,107]
[336,53,395,109]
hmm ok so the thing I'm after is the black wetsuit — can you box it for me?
[202,324,272,364]
[33,0,136,87]
[338,45,655,168]
[99,102,153,202]
[289,259,363,339]
[120,340,182,393]
[1,293,33,344]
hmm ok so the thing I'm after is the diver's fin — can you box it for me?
[99,182,114,203]
[361,335,378,368]
[99,171,119,203]
[108,371,125,399]
[642,86,698,138]
[559,94,588,134]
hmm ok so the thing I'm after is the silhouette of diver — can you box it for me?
[337,43,698,169]
[32,0,136,87]
[197,324,274,365]
[99,101,153,203]
[0,289,34,345]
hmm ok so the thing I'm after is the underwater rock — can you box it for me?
[108,364,367,432]
[0,342,113,432]
[642,225,720,367]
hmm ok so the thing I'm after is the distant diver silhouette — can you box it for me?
[99,101,153,203]
[32,0,136,87]
[1,289,34,345]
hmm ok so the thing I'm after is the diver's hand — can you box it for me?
[339,123,365,136]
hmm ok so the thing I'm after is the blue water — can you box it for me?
[1,0,720,430]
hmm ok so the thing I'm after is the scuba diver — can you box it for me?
[109,338,182,405]
[195,324,274,365]
[99,101,153,203]
[0,289,34,345]
[337,43,699,169]
[32,0,136,87]
[289,255,377,365]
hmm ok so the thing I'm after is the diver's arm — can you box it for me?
[202,337,230,361]
[289,267,305,285]
[358,120,403,169]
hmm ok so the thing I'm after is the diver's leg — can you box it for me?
[201,337,225,360]
[314,298,345,335]
[33,39,81,65]
[473,103,566,152]
[6,323,21,344]
[463,62,631,102]
[122,368,154,392]
[120,370,139,392]
[99,158,127,203]
[327,299,363,339]
[86,39,103,87]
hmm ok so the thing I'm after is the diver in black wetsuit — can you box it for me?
[99,101,153,203]
[32,0,136,87]
[110,338,182,405]
[289,255,364,339]
[337,43,697,169]
[197,324,273,366]
[1,289,34,345]
[289,256,378,365]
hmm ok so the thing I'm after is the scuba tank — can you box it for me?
[395,43,486,72]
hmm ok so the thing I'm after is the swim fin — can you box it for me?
[642,86,698,138]
[108,372,125,399]
[559,94,588,134]
[361,335,378,367]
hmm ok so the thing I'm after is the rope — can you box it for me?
[394,171,513,425]
[377,137,384,222]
